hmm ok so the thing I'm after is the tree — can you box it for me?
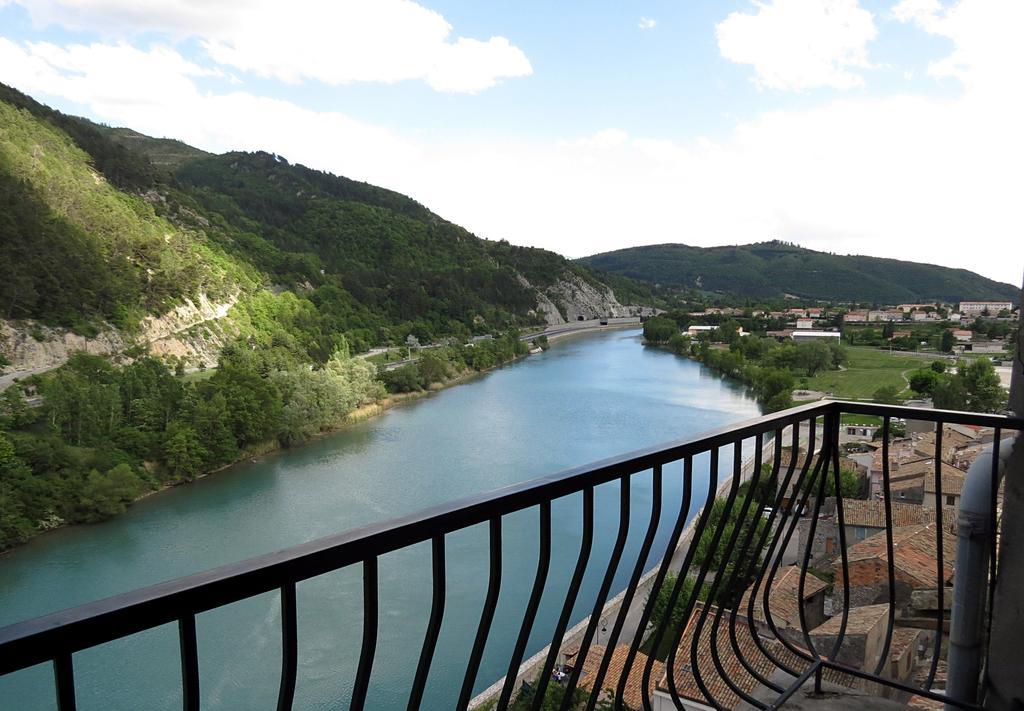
[754,368,795,412]
[908,369,939,396]
[417,352,450,386]
[78,464,145,521]
[648,572,698,643]
[932,375,968,410]
[204,365,282,445]
[643,317,677,344]
[931,358,1006,413]
[0,385,34,429]
[940,330,955,353]
[163,424,207,481]
[959,358,1006,413]
[794,340,832,376]
[190,391,238,464]
[381,364,423,393]
[930,360,947,373]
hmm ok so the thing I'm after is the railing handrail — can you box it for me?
[0,401,837,672]
[1,400,1020,702]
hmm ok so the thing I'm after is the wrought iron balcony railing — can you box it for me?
[0,401,1021,710]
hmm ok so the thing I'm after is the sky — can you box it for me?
[0,0,1021,286]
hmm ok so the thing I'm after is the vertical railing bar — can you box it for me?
[720,432,787,693]
[350,559,378,711]
[275,582,297,711]
[695,439,770,710]
[670,447,742,710]
[794,417,830,660]
[924,423,944,690]
[825,410,851,662]
[531,488,595,711]
[459,517,502,710]
[407,535,446,711]
[559,474,631,711]
[640,452,717,710]
[983,429,1002,687]
[497,503,551,710]
[761,417,823,667]
[873,415,898,676]
[743,423,807,677]
[635,457,694,711]
[179,614,200,711]
[585,466,662,711]
[53,653,77,711]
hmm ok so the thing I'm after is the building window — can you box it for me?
[947,495,956,506]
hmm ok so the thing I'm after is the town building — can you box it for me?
[958,301,1013,316]
[809,603,890,671]
[737,566,828,643]
[798,498,954,565]
[922,466,966,510]
[868,311,899,322]
[795,318,814,329]
[833,523,956,610]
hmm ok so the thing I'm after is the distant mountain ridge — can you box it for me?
[578,241,1018,304]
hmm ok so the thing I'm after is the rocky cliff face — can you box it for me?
[0,293,237,378]
[529,274,652,326]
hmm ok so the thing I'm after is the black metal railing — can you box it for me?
[0,401,1020,710]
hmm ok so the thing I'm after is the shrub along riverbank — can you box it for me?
[643,316,846,412]
[0,332,528,551]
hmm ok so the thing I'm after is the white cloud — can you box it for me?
[4,0,532,93]
[717,0,878,91]
[638,17,657,30]
[0,40,418,186]
[892,0,1024,94]
[1,0,1021,286]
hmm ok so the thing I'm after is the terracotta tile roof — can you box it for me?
[659,602,778,709]
[888,626,923,665]
[892,458,940,479]
[576,644,663,710]
[810,603,889,636]
[659,602,861,708]
[870,446,919,472]
[889,473,926,493]
[841,499,931,528]
[737,566,827,629]
[922,465,966,497]
[841,523,956,588]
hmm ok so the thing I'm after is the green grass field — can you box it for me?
[840,413,884,426]
[805,347,933,399]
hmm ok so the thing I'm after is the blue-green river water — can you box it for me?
[0,329,760,710]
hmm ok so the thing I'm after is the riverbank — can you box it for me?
[1,348,536,555]
[0,326,764,711]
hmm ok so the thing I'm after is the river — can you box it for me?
[0,329,760,710]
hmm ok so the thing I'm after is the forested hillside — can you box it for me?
[0,84,644,549]
[579,241,1019,304]
[0,82,636,356]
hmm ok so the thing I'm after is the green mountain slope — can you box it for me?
[0,97,250,331]
[578,241,1018,304]
[0,84,634,357]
